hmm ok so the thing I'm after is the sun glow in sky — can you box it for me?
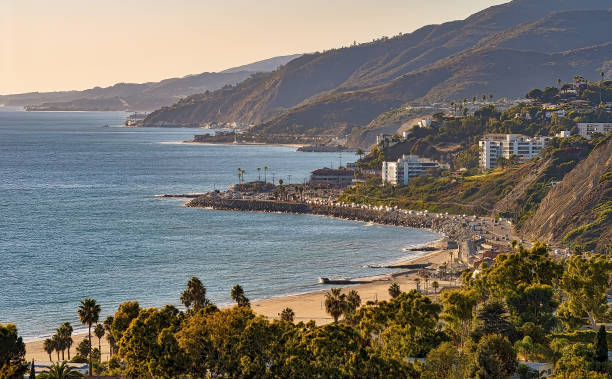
[0,0,508,94]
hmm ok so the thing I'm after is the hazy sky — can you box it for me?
[0,0,508,94]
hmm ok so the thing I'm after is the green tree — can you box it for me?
[440,288,479,346]
[118,305,186,378]
[231,284,250,307]
[37,362,83,379]
[506,283,558,331]
[560,253,612,328]
[471,301,518,344]
[594,324,608,371]
[110,301,140,344]
[324,288,347,323]
[0,323,28,379]
[388,282,401,298]
[470,334,517,379]
[180,276,210,313]
[421,341,471,379]
[279,308,295,322]
[77,298,101,376]
[177,306,254,377]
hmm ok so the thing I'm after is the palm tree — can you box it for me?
[77,298,101,376]
[432,280,439,293]
[263,166,268,182]
[423,272,430,294]
[414,278,421,291]
[38,361,84,379]
[256,167,261,181]
[557,78,562,89]
[94,324,104,354]
[279,308,295,322]
[355,148,365,160]
[324,288,346,323]
[237,168,242,184]
[57,323,73,360]
[103,315,115,357]
[482,94,486,103]
[346,290,361,316]
[52,333,63,361]
[489,94,493,101]
[180,276,210,312]
[388,283,401,298]
[230,284,250,307]
[43,338,54,362]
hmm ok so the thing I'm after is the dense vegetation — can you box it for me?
[3,244,610,378]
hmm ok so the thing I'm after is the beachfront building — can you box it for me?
[478,134,552,170]
[310,168,354,188]
[576,122,612,139]
[382,155,445,186]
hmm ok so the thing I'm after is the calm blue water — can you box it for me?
[0,109,439,340]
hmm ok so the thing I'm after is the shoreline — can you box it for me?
[24,238,450,362]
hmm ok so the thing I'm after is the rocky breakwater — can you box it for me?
[185,196,311,213]
[185,195,471,242]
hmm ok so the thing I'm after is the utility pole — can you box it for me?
[272,173,275,185]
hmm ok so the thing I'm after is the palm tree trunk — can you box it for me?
[99,338,101,354]
[48,353,52,361]
[88,324,93,376]
[67,346,71,360]
[62,349,65,361]
[56,350,60,361]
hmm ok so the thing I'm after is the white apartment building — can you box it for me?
[479,134,552,170]
[382,155,446,185]
[576,123,612,139]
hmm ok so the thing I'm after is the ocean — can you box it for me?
[0,109,439,340]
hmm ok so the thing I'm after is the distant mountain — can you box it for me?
[0,55,300,111]
[221,54,302,74]
[143,0,611,136]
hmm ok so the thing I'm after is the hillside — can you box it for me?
[520,137,612,252]
[0,55,300,111]
[143,0,611,132]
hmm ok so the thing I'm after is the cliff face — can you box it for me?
[520,138,612,252]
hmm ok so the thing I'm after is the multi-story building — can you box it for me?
[478,134,552,170]
[382,155,446,186]
[576,123,612,139]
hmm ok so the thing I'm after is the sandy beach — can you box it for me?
[25,239,456,362]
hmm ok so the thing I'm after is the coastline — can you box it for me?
[25,238,451,362]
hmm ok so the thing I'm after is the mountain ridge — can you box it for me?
[142,0,611,133]
[0,54,301,111]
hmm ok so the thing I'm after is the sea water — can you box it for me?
[0,109,439,340]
